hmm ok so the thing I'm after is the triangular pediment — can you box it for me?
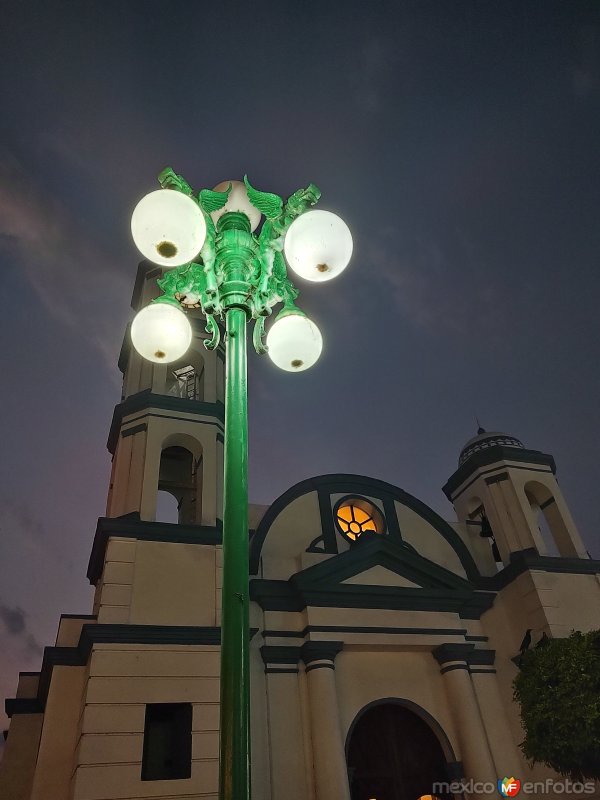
[251,536,496,618]
[291,535,474,592]
[341,565,420,588]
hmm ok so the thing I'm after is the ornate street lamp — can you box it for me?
[129,168,352,800]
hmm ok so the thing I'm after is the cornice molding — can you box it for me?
[87,514,222,585]
[107,390,225,454]
[443,446,556,500]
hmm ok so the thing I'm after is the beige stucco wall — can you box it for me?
[395,502,467,577]
[0,713,43,800]
[73,643,220,800]
[30,665,87,800]
[94,538,219,628]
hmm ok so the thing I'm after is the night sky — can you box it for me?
[1,0,599,741]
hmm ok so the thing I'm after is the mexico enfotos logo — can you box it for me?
[431,776,597,796]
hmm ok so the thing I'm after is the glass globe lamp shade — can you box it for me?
[131,302,193,364]
[266,313,323,372]
[210,180,261,232]
[131,190,206,267]
[284,209,352,282]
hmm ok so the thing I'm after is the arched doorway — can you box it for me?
[346,701,453,800]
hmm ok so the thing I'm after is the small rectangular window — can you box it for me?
[141,703,192,781]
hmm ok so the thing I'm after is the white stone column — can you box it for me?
[433,645,496,800]
[469,651,524,776]
[302,642,351,800]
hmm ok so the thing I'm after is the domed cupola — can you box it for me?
[458,426,525,466]
[444,424,588,566]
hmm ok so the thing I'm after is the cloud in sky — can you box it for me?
[0,604,42,658]
[0,147,130,378]
[362,224,520,339]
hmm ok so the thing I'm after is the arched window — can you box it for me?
[334,496,385,544]
[346,701,453,800]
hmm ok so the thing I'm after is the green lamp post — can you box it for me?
[129,168,352,800]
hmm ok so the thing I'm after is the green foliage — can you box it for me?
[513,630,600,780]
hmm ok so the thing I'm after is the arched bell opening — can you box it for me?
[157,440,202,525]
[524,480,569,556]
[346,699,456,800]
[466,495,502,567]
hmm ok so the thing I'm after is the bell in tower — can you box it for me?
[443,426,589,566]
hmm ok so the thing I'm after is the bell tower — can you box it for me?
[106,261,225,527]
[443,427,588,565]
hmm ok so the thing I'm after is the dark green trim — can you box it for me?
[470,668,497,674]
[305,662,334,673]
[465,634,488,642]
[60,614,97,620]
[303,625,469,637]
[260,645,301,665]
[80,624,223,650]
[18,671,40,676]
[540,496,556,510]
[382,494,403,543]
[117,411,224,436]
[108,390,225,454]
[292,536,475,592]
[432,643,474,665]
[485,471,509,485]
[250,578,495,618]
[263,624,471,639]
[301,641,343,665]
[448,463,555,504]
[252,536,495,618]
[468,649,495,666]
[121,422,147,438]
[5,698,44,717]
[249,580,304,611]
[265,667,298,674]
[9,623,241,716]
[443,446,556,500]
[440,663,469,674]
[217,432,224,444]
[87,514,222,585]
[250,474,481,580]
[318,487,339,554]
[475,550,600,591]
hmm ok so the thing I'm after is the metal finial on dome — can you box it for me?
[475,414,486,436]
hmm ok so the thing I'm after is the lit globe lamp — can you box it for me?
[130,298,193,364]
[284,208,353,282]
[131,189,207,267]
[266,304,323,372]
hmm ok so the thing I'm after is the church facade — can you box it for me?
[2,262,600,800]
